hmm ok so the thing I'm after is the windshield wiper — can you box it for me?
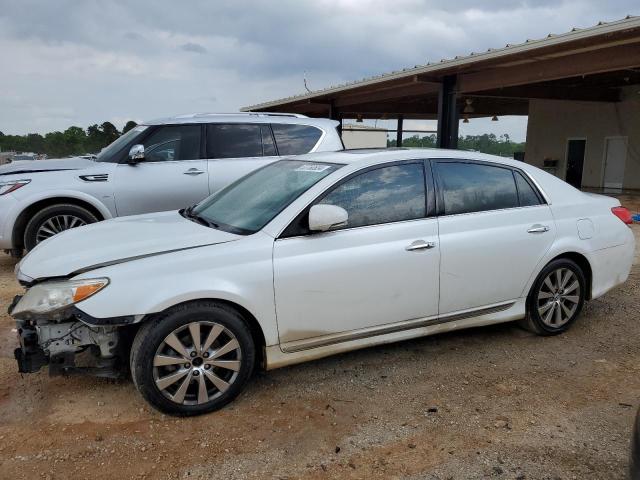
[181,205,219,229]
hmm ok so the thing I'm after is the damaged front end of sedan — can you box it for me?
[9,274,136,378]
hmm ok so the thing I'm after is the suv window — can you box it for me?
[261,125,277,156]
[436,161,519,215]
[207,124,264,158]
[515,171,542,207]
[142,125,201,162]
[272,124,322,155]
[318,163,426,230]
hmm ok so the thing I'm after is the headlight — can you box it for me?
[0,179,31,195]
[12,278,109,316]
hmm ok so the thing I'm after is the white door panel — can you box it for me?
[273,219,440,344]
[208,157,279,193]
[438,205,555,314]
[113,160,210,216]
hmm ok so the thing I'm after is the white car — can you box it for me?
[10,149,635,416]
[0,113,343,255]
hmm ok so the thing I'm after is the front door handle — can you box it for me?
[184,168,205,176]
[527,224,550,234]
[405,240,436,251]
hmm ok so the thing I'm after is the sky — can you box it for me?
[0,0,637,141]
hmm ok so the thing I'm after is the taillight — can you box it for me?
[611,206,633,225]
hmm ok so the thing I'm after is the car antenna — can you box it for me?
[303,71,312,93]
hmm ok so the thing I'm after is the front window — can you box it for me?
[141,125,201,162]
[95,125,148,162]
[318,163,427,229]
[193,160,342,234]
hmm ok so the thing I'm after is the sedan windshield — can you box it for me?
[193,160,342,234]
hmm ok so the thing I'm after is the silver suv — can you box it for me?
[0,113,343,255]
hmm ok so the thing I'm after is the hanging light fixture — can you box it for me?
[492,115,499,122]
[463,99,474,114]
[356,114,363,123]
[463,115,470,124]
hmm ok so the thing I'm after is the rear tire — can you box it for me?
[23,203,98,251]
[130,301,255,416]
[521,258,586,335]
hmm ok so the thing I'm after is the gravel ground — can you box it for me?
[0,211,639,479]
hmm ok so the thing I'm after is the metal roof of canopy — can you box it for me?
[242,15,640,123]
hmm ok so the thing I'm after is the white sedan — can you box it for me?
[10,149,635,415]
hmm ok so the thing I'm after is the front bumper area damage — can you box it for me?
[10,295,126,378]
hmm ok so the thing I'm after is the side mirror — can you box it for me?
[127,144,145,164]
[308,204,348,232]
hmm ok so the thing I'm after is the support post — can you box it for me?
[396,115,404,147]
[436,75,459,149]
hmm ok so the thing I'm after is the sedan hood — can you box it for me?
[18,211,241,280]
[0,157,96,176]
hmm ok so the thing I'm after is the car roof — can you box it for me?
[292,148,528,169]
[144,112,339,128]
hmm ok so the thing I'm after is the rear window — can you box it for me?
[272,124,323,155]
[207,124,263,158]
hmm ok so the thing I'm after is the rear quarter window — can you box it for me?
[272,124,323,155]
[515,171,543,207]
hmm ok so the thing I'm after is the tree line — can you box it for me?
[1,122,524,159]
[390,133,526,157]
[0,121,138,158]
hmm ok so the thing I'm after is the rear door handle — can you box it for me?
[184,168,205,176]
[405,240,436,251]
[527,224,550,234]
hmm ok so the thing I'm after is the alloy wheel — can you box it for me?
[35,215,87,243]
[152,321,242,405]
[536,268,581,328]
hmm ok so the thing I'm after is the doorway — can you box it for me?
[565,139,586,189]
[602,136,627,192]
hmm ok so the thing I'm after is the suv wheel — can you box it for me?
[130,301,255,416]
[24,203,98,250]
[522,258,586,335]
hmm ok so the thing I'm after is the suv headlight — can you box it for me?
[12,278,109,316]
[0,179,31,195]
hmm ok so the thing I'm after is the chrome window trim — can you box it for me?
[274,216,436,242]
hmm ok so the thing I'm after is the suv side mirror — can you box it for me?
[308,204,348,232]
[127,144,145,164]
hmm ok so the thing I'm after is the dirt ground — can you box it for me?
[1,207,640,479]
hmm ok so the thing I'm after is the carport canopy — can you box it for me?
[242,16,640,149]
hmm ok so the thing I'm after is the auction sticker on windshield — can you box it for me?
[295,164,332,173]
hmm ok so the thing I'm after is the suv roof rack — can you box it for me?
[173,112,308,119]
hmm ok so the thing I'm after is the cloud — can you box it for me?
[180,42,207,54]
[0,0,637,137]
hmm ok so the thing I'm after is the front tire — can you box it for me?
[130,301,255,416]
[522,258,586,335]
[23,203,98,250]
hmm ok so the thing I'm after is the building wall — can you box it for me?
[341,128,387,149]
[525,86,640,190]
